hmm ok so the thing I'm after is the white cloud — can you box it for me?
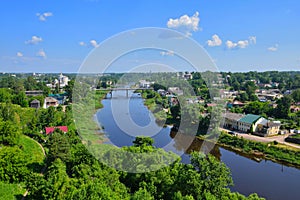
[90,40,98,48]
[207,34,222,47]
[226,39,249,49]
[249,36,257,44]
[16,52,23,57]
[160,50,174,56]
[268,44,279,52]
[36,12,53,21]
[79,41,86,46]
[36,49,46,58]
[237,40,249,48]
[167,12,200,36]
[226,40,238,49]
[25,36,43,45]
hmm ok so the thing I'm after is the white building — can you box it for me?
[139,80,154,88]
[58,73,69,88]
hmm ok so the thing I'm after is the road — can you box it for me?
[220,128,300,149]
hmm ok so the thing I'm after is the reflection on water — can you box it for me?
[170,130,221,160]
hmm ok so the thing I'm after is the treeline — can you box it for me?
[223,71,300,90]
[26,135,264,200]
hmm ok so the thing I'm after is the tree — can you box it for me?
[0,146,29,183]
[275,96,292,119]
[0,88,12,103]
[65,79,74,102]
[153,83,166,91]
[291,89,300,102]
[133,137,154,147]
[190,152,233,198]
[46,130,71,163]
[41,159,70,200]
[0,119,20,146]
[12,91,28,107]
[244,101,270,116]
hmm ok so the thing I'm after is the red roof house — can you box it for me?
[45,126,68,135]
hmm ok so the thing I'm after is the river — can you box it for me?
[96,90,300,200]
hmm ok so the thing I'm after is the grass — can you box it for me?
[19,135,45,163]
[290,134,300,139]
[275,143,300,151]
[0,182,25,200]
[94,90,108,109]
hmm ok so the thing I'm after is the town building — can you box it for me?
[223,112,281,136]
[254,118,281,136]
[223,112,245,130]
[25,90,44,96]
[237,114,261,133]
[139,80,154,88]
[30,99,40,109]
[43,97,59,108]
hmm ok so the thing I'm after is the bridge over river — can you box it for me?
[95,87,154,98]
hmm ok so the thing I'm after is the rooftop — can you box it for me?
[223,112,245,121]
[239,114,261,124]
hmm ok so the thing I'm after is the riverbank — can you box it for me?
[216,133,300,168]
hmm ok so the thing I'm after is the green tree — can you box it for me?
[42,159,70,200]
[291,89,300,102]
[275,96,292,119]
[46,130,71,163]
[0,146,29,183]
[0,119,20,146]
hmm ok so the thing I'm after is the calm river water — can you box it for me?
[96,90,300,200]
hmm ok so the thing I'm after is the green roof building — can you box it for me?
[238,114,261,133]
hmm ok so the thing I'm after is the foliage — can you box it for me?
[0,182,25,200]
[219,133,300,166]
[46,130,71,163]
[0,146,29,183]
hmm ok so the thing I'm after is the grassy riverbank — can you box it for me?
[217,133,300,167]
[94,90,107,109]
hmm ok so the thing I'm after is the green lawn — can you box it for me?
[0,182,25,200]
[290,134,300,139]
[19,135,45,165]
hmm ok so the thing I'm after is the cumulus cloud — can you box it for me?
[167,12,200,36]
[79,41,86,46]
[226,39,249,49]
[249,36,257,44]
[268,44,279,52]
[207,34,222,47]
[36,12,53,21]
[160,50,174,56]
[25,36,43,45]
[237,40,249,48]
[16,52,23,57]
[36,49,46,58]
[90,40,99,47]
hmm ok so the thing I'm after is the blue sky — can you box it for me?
[1,0,300,73]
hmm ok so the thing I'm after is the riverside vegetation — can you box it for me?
[0,74,264,200]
